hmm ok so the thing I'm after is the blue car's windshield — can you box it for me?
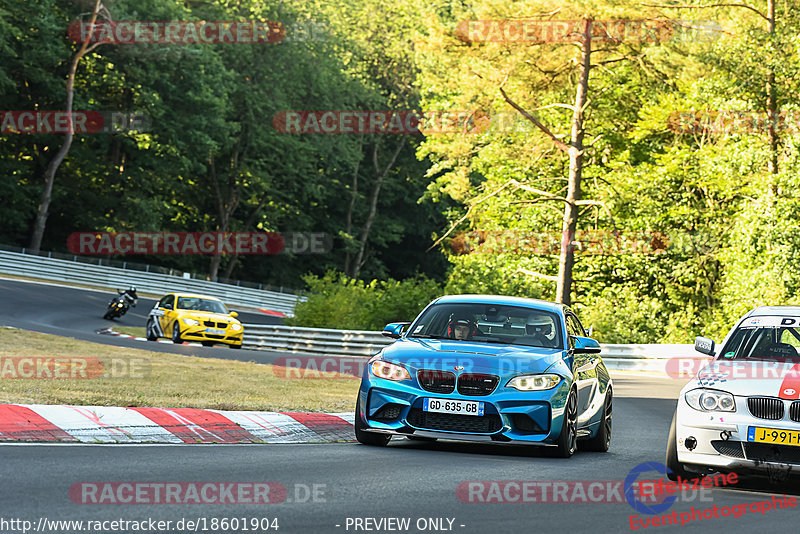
[409,303,563,349]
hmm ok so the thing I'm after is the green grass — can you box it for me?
[0,327,359,412]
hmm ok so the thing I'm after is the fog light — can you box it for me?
[685,437,697,451]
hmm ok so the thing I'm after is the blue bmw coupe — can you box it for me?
[355,295,612,457]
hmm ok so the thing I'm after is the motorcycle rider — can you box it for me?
[104,286,138,319]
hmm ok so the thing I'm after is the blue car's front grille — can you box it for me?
[457,374,498,396]
[406,409,502,433]
[418,370,456,394]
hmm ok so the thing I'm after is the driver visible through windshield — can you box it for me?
[176,297,229,314]
[720,323,800,362]
[408,303,563,349]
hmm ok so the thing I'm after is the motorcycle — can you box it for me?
[103,287,138,320]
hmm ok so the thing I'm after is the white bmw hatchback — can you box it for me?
[667,306,800,480]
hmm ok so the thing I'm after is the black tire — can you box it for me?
[354,396,391,446]
[549,389,578,458]
[146,319,158,341]
[582,388,612,452]
[103,311,114,320]
[201,341,214,347]
[666,411,696,481]
[171,322,183,344]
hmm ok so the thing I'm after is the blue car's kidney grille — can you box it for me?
[418,370,456,394]
[456,374,498,396]
[407,409,502,433]
[748,397,784,420]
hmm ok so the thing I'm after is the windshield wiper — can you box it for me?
[409,334,451,340]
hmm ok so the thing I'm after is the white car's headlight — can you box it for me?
[182,318,200,326]
[506,374,562,391]
[230,323,242,331]
[371,360,410,381]
[685,388,736,412]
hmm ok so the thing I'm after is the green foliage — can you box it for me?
[287,271,441,330]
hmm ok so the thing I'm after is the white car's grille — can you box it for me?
[791,401,800,423]
[747,397,784,420]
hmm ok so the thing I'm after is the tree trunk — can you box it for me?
[351,137,405,279]
[766,0,778,186]
[208,153,239,281]
[344,135,363,277]
[555,18,592,305]
[220,192,270,280]
[29,1,104,253]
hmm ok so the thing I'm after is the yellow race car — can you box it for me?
[146,293,243,348]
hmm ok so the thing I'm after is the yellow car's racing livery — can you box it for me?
[146,293,243,348]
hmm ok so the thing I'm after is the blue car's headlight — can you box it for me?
[506,374,561,391]
[371,360,411,381]
[685,388,735,412]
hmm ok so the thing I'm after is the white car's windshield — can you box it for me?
[408,303,563,349]
[719,326,800,362]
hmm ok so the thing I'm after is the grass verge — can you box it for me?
[0,327,359,412]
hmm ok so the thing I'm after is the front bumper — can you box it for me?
[358,372,575,445]
[180,325,243,346]
[675,396,800,474]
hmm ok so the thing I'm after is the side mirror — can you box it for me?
[382,322,410,339]
[571,335,601,354]
[694,336,715,356]
[230,311,239,318]
[164,303,173,310]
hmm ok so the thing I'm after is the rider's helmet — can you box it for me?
[525,314,555,339]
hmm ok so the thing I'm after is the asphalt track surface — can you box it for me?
[1,277,799,533]
[0,277,290,364]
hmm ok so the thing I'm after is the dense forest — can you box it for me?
[2,0,799,343]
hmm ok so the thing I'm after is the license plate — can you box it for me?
[206,328,225,335]
[423,398,484,416]
[748,426,800,447]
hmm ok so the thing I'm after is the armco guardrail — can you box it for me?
[243,325,391,356]
[0,249,302,316]
[242,325,704,374]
